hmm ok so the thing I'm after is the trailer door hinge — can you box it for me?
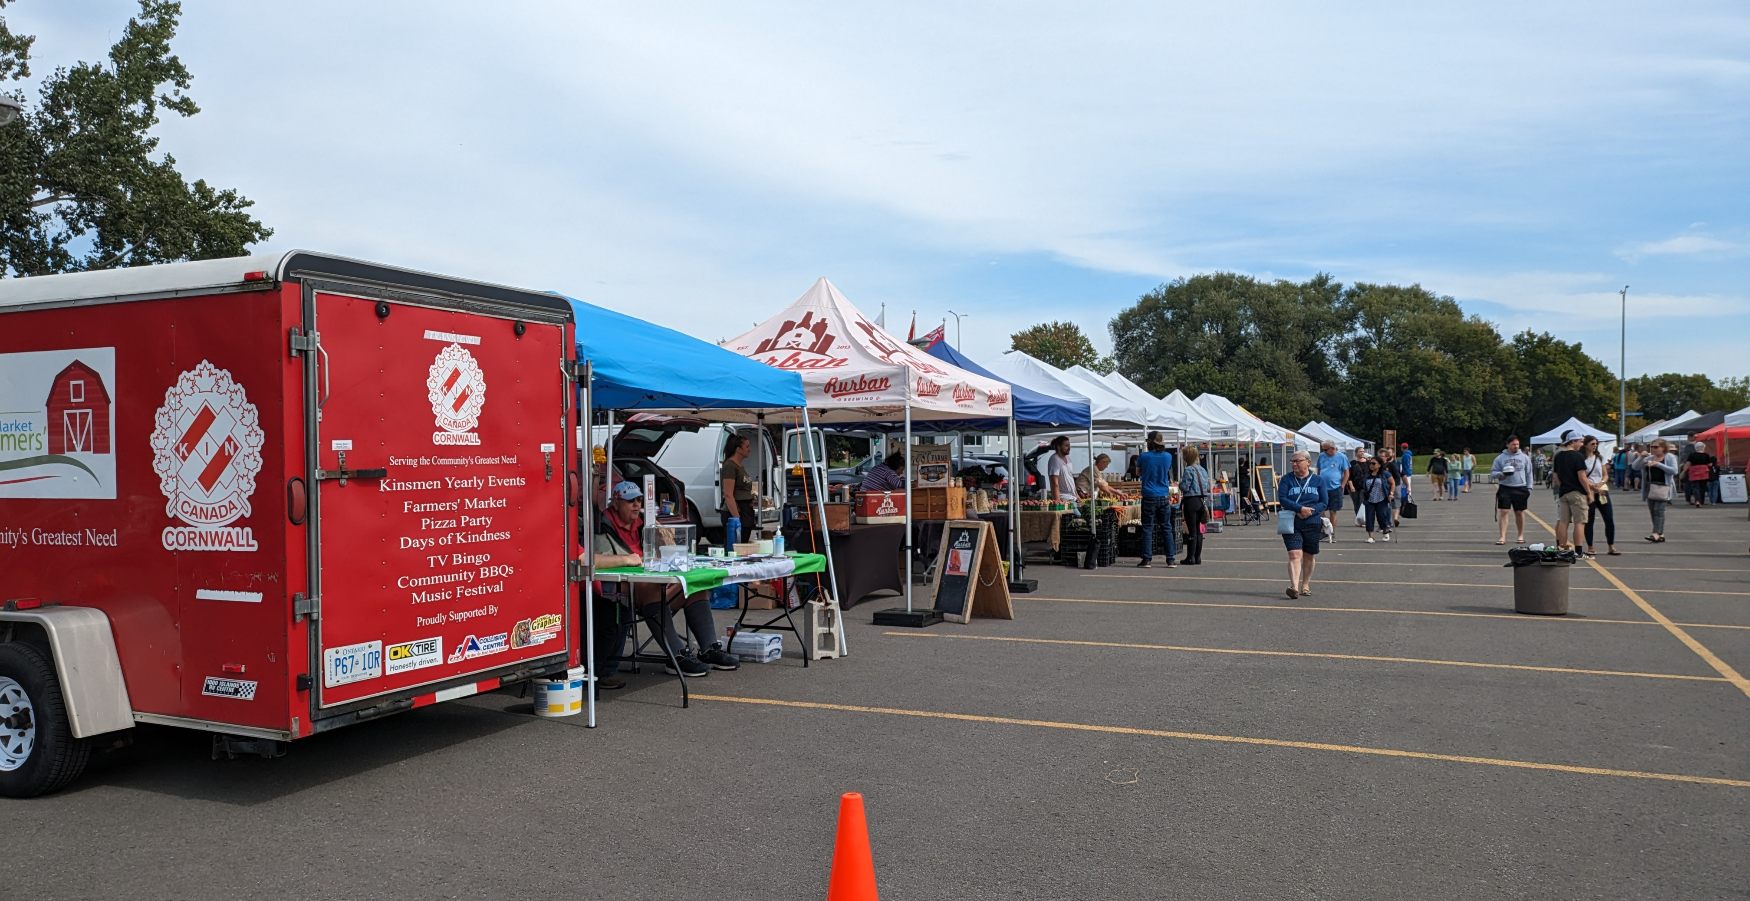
[563,360,588,381]
[567,561,589,583]
[290,327,321,356]
[293,592,319,622]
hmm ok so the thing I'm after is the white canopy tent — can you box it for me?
[1159,389,1233,441]
[1300,421,1363,452]
[723,278,1014,612]
[1529,417,1617,455]
[1094,371,1193,434]
[1318,421,1373,452]
[1625,411,1695,444]
[1649,409,1708,440]
[1727,405,1750,428]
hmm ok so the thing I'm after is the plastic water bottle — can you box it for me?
[773,534,785,556]
[725,517,740,549]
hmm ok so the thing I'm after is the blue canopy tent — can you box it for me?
[558,296,835,724]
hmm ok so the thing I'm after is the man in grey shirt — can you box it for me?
[1491,435,1535,545]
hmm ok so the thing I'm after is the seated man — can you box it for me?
[588,481,738,678]
[859,451,906,492]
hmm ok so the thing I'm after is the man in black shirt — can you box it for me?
[1551,430,1593,550]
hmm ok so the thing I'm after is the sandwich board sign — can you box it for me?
[928,519,1013,623]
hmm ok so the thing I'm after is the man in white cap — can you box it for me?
[1551,430,1594,551]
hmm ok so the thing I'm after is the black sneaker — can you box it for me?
[596,675,627,691]
[1136,560,1152,568]
[665,655,709,677]
[700,643,741,671]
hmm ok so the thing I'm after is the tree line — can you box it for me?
[1011,274,1748,450]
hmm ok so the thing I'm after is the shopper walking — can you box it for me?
[1551,431,1592,551]
[1610,443,1628,490]
[1347,449,1370,526]
[1634,438,1678,543]
[1685,441,1714,507]
[1460,447,1476,493]
[1359,455,1396,542]
[1428,449,1450,501]
[1315,441,1350,541]
[1179,445,1212,565]
[1278,451,1329,598]
[1625,444,1644,491]
[1134,431,1177,569]
[1492,435,1534,545]
[1581,436,1618,556]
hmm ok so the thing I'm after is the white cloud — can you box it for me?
[1619,233,1746,260]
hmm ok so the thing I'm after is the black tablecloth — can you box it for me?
[784,522,906,608]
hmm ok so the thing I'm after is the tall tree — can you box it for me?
[1010,320,1108,372]
[1108,272,1344,426]
[1326,283,1523,448]
[1624,373,1719,421]
[0,0,270,277]
[1510,330,1617,433]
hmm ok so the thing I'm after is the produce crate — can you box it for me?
[913,485,967,520]
[806,502,852,532]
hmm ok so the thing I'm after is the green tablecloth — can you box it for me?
[597,552,826,596]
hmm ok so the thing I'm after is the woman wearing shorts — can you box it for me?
[1277,451,1329,599]
[1492,435,1533,545]
[1460,448,1476,494]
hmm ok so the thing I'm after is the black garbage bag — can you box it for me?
[1505,546,1580,567]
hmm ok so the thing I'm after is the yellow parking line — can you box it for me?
[692,694,1750,789]
[880,631,1728,684]
[1195,558,1750,577]
[1093,573,1512,591]
[1526,510,1750,700]
[1017,595,1750,631]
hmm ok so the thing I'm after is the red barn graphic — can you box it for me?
[44,360,112,454]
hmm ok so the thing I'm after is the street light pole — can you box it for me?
[1619,285,1629,446]
[946,309,968,347]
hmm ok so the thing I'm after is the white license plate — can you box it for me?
[323,640,384,688]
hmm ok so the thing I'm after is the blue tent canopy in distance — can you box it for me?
[926,341,1091,429]
[559,295,805,411]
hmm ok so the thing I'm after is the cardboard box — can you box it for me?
[913,485,966,520]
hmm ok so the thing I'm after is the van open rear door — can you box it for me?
[302,285,572,717]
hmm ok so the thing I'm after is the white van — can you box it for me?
[592,417,783,532]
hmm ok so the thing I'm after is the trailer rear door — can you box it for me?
[308,289,571,711]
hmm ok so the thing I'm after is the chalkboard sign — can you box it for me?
[929,519,1013,623]
[1255,465,1277,506]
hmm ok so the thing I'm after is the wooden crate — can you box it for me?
[806,502,852,532]
[913,485,966,520]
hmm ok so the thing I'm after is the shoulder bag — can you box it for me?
[1647,462,1673,501]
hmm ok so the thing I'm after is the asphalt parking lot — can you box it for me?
[8,492,1748,900]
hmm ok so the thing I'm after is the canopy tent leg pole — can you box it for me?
[1085,422,1096,569]
[904,403,914,613]
[581,365,597,728]
[801,407,846,658]
[1008,413,1023,590]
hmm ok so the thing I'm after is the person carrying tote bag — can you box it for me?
[1276,452,1329,599]
[1634,439,1678,543]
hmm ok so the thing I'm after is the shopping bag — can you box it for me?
[1354,510,1365,527]
[1400,500,1419,520]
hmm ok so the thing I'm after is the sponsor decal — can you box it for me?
[385,636,444,675]
[194,589,262,603]
[447,632,509,663]
[823,374,892,398]
[323,640,384,688]
[0,348,118,500]
[422,329,481,346]
[987,390,1011,409]
[952,383,977,405]
[915,378,942,398]
[201,676,258,700]
[752,312,847,369]
[150,361,264,552]
[873,493,900,517]
[510,613,563,649]
[427,343,486,446]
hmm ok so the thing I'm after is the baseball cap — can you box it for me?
[1560,429,1580,443]
[611,480,643,501]
[1399,442,1409,449]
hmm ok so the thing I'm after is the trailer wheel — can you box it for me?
[0,642,91,798]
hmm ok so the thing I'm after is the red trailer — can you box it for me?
[0,252,579,796]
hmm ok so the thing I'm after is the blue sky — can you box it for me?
[10,1,1749,380]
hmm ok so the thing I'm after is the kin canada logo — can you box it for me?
[151,361,264,552]
[751,312,849,369]
[428,343,486,446]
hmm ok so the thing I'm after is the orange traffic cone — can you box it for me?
[827,791,878,900]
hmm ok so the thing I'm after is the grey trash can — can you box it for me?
[1512,561,1571,615]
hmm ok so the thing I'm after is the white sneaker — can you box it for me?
[1382,533,1391,542]
[1366,537,1376,543]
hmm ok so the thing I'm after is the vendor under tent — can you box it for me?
[721,278,1014,614]
[561,295,827,728]
[925,340,1093,589]
[1529,417,1617,460]
[1626,410,1696,444]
